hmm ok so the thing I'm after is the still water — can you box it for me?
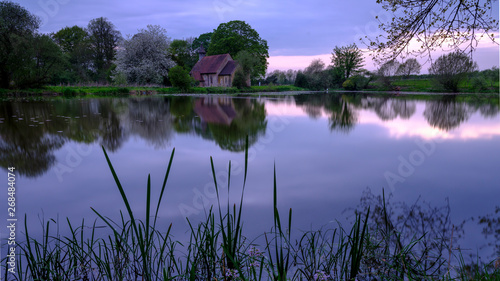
[1,93,499,261]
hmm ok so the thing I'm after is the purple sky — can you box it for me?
[14,0,500,72]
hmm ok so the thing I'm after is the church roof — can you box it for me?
[190,54,235,81]
[219,60,238,76]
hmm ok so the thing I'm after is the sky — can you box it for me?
[14,0,500,73]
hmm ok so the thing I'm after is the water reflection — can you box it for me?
[360,97,417,120]
[349,188,462,278]
[423,97,472,131]
[0,94,498,178]
[295,94,359,133]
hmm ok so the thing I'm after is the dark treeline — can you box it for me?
[0,2,269,89]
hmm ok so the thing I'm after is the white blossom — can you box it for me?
[114,25,175,85]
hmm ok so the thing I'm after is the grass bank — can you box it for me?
[0,85,307,98]
[371,78,499,93]
[2,139,498,281]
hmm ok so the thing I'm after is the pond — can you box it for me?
[0,92,499,278]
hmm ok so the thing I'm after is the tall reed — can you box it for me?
[3,139,499,281]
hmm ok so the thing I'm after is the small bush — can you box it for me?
[112,71,128,86]
[62,88,77,97]
[342,75,369,90]
[294,71,309,89]
[169,66,193,92]
[232,69,248,89]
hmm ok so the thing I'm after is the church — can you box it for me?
[190,45,238,87]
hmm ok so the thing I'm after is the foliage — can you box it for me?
[87,17,122,82]
[428,51,478,92]
[471,76,489,92]
[479,66,500,87]
[294,71,309,89]
[12,34,66,88]
[343,75,370,91]
[168,38,197,69]
[396,58,421,78]
[232,69,248,89]
[303,59,331,90]
[168,65,193,91]
[52,25,93,83]
[192,32,213,51]
[378,60,400,77]
[365,0,499,61]
[115,25,175,85]
[0,1,41,88]
[208,20,269,79]
[342,79,356,90]
[265,69,297,85]
[331,43,364,81]
[235,50,260,86]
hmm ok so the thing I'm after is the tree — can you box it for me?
[234,50,260,86]
[377,60,400,88]
[87,17,121,82]
[208,20,269,79]
[11,34,66,88]
[428,51,477,92]
[169,39,197,69]
[285,69,297,84]
[294,71,309,88]
[0,1,41,88]
[366,0,499,61]
[303,59,331,90]
[169,66,193,91]
[377,60,400,77]
[396,58,421,78]
[52,25,92,82]
[115,25,175,85]
[331,44,364,81]
[192,32,213,51]
[232,69,248,89]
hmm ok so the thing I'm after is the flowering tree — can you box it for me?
[115,25,175,85]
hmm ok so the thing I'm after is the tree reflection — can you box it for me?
[196,97,267,152]
[170,96,195,133]
[0,102,66,177]
[476,103,500,119]
[327,95,358,133]
[478,206,500,257]
[294,93,359,133]
[424,97,472,131]
[361,97,417,120]
[126,97,173,149]
[349,188,465,279]
[98,99,128,152]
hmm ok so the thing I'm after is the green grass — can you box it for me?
[0,85,308,98]
[380,78,499,93]
[2,139,499,280]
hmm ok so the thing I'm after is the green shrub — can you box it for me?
[342,79,356,90]
[62,88,79,97]
[342,75,369,90]
[294,71,309,89]
[232,69,248,89]
[112,71,128,86]
[169,66,193,92]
